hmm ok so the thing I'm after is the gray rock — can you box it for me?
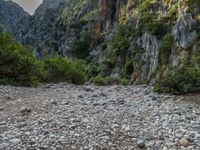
[0,121,6,126]
[0,107,5,111]
[20,107,32,115]
[137,140,146,148]
[179,137,190,147]
[0,143,9,149]
[10,138,21,145]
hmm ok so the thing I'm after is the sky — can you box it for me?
[12,0,43,15]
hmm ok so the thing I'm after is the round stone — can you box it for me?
[137,140,145,148]
[179,138,190,147]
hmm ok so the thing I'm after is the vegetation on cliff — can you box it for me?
[1,0,200,94]
[0,29,87,86]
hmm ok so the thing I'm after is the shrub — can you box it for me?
[72,33,92,59]
[0,32,43,86]
[139,12,168,37]
[99,59,113,77]
[0,31,88,86]
[125,60,133,77]
[44,58,87,84]
[120,78,129,86]
[186,0,200,12]
[154,67,200,94]
[120,60,133,80]
[87,63,100,78]
[111,25,129,57]
[137,0,154,12]
[159,33,174,65]
[92,76,121,86]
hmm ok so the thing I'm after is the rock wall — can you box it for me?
[0,0,200,84]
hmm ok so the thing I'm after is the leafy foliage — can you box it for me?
[186,0,200,12]
[44,58,87,84]
[159,33,174,65]
[109,25,129,58]
[0,31,87,86]
[92,76,121,86]
[139,12,168,37]
[137,0,154,12]
[154,67,200,94]
[72,33,92,59]
[0,32,43,86]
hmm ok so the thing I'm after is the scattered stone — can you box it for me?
[179,137,190,147]
[83,87,92,92]
[0,84,199,149]
[137,140,146,148]
[10,138,21,145]
[99,93,107,97]
[92,94,98,98]
[6,96,12,100]
[78,95,83,98]
[20,107,32,115]
[118,100,125,105]
[0,143,9,149]
[0,121,6,126]
[51,100,58,105]
[152,96,157,101]
[0,107,5,111]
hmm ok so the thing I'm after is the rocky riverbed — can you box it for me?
[0,84,200,150]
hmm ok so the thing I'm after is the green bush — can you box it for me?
[99,59,113,77]
[137,0,154,12]
[111,25,129,57]
[159,33,174,65]
[139,12,168,37]
[87,63,100,78]
[120,78,129,86]
[44,58,87,84]
[92,76,121,86]
[72,33,92,59]
[186,0,200,12]
[0,32,43,86]
[0,31,88,86]
[120,60,133,80]
[154,67,200,94]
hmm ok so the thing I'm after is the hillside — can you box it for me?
[0,0,29,33]
[0,0,200,93]
[1,1,200,149]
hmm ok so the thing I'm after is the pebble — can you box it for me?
[20,107,32,115]
[0,121,6,126]
[137,140,146,148]
[0,143,9,149]
[0,106,5,111]
[179,137,190,147]
[10,138,21,145]
[0,84,199,149]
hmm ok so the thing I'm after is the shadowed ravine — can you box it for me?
[0,84,200,149]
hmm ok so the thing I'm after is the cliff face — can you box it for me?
[1,0,200,84]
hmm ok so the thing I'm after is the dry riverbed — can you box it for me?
[0,84,200,150]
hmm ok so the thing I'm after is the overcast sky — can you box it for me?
[12,0,43,15]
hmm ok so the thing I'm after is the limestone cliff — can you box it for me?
[0,0,200,84]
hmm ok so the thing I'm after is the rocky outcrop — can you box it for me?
[139,33,159,83]
[1,0,200,84]
[172,13,198,49]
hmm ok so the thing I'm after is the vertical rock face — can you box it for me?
[140,33,159,83]
[0,0,200,84]
[172,13,198,49]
